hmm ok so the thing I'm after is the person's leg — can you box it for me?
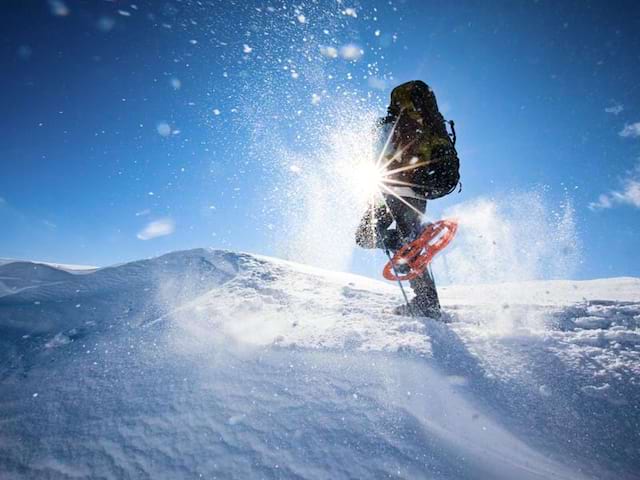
[355,203,380,249]
[355,202,395,249]
[384,195,441,316]
[383,195,423,241]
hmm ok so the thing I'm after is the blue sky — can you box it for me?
[1,0,639,281]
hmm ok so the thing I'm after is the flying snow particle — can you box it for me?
[297,14,306,23]
[291,71,299,79]
[137,218,176,240]
[605,103,623,115]
[619,123,640,138]
[243,44,253,54]
[290,165,302,173]
[213,109,221,116]
[97,16,115,32]
[48,0,69,16]
[368,77,386,90]
[311,93,321,105]
[156,122,172,137]
[17,45,32,61]
[374,30,381,37]
[339,44,363,61]
[342,7,357,18]
[189,39,198,45]
[319,46,338,59]
[118,9,131,17]
[170,78,182,90]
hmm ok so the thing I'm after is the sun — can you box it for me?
[329,116,429,216]
[353,160,385,200]
[347,121,429,216]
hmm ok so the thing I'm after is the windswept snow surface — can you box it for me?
[0,249,638,479]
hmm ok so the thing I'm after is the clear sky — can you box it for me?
[1,0,639,281]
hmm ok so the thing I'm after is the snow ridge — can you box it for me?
[0,249,638,479]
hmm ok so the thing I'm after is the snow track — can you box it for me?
[0,249,638,479]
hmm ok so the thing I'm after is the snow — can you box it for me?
[136,217,176,240]
[0,249,639,479]
[342,8,358,18]
[47,0,69,17]
[319,45,338,58]
[0,258,97,272]
[339,44,364,61]
[156,122,172,137]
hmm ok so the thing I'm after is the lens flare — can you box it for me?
[342,122,429,216]
[346,157,386,202]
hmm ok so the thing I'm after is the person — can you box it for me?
[355,80,460,318]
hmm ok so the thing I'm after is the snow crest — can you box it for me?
[1,249,639,479]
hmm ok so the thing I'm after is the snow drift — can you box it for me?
[0,249,638,479]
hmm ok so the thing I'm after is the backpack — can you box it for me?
[382,80,460,200]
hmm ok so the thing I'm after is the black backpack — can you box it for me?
[382,80,460,200]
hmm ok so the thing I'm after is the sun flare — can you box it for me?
[341,122,427,216]
[352,160,385,200]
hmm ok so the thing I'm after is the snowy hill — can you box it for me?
[0,249,638,479]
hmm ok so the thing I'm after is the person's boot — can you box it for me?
[392,268,441,318]
[392,296,441,319]
[410,270,440,311]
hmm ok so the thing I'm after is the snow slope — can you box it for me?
[0,249,638,479]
